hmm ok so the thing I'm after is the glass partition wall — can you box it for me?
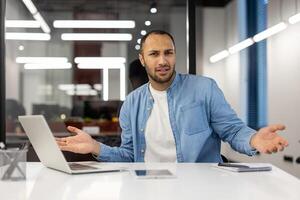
[4,0,187,154]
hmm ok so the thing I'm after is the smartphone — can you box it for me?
[132,169,176,179]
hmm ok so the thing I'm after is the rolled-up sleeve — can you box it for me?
[209,79,257,156]
[96,99,134,162]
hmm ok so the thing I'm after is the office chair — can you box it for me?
[221,154,229,163]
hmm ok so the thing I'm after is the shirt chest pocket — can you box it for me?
[179,102,209,135]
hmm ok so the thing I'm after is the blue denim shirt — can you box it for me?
[97,73,257,162]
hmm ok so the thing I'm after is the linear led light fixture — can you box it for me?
[58,84,75,91]
[93,84,103,91]
[5,20,40,28]
[61,33,132,41]
[76,84,91,90]
[288,13,300,24]
[209,50,229,63]
[77,63,125,69]
[89,89,98,96]
[66,89,97,96]
[74,57,126,64]
[33,12,51,33]
[61,84,97,96]
[22,0,37,14]
[228,38,254,54]
[253,22,287,42]
[209,22,290,63]
[58,84,91,91]
[24,63,72,70]
[6,32,51,40]
[78,64,125,101]
[53,20,135,29]
[16,57,68,64]
[22,0,51,33]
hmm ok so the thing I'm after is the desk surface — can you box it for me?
[1,162,300,200]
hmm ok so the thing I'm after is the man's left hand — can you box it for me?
[250,124,289,154]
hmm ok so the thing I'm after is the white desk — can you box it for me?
[1,162,300,200]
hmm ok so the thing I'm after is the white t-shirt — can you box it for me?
[144,84,177,162]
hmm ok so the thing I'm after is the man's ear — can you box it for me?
[139,53,145,67]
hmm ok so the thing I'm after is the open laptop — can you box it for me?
[18,115,122,174]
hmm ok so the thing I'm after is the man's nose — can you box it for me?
[158,55,167,65]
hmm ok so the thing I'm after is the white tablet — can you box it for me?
[131,169,176,179]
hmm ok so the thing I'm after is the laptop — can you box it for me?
[18,115,122,174]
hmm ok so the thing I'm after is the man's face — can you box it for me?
[139,34,176,84]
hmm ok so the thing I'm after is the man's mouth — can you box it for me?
[156,66,170,74]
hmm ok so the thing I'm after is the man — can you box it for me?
[57,30,288,163]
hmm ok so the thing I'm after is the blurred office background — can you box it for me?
[1,0,300,177]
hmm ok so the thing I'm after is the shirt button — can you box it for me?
[147,107,151,110]
[141,149,145,153]
[140,128,144,132]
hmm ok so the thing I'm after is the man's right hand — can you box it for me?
[56,126,100,156]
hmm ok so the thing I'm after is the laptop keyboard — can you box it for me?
[69,163,98,171]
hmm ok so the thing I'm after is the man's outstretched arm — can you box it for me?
[209,79,288,155]
[56,126,100,155]
[56,98,134,162]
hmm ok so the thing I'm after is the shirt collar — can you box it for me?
[146,72,178,99]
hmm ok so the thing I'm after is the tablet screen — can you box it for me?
[134,169,175,178]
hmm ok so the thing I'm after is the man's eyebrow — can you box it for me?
[147,50,159,53]
[165,49,174,52]
[147,49,174,53]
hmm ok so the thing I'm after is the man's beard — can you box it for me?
[145,64,175,84]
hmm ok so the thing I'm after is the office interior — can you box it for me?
[1,0,300,179]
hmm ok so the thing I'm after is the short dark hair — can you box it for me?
[139,30,176,53]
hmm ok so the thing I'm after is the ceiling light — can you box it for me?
[76,84,91,90]
[74,57,126,64]
[66,90,75,96]
[145,21,151,26]
[60,114,66,120]
[59,84,92,91]
[137,38,141,44]
[253,22,287,42]
[93,84,103,91]
[288,13,300,24]
[33,12,51,33]
[135,45,140,50]
[18,45,25,51]
[58,84,75,91]
[53,20,135,28]
[77,63,125,69]
[6,33,51,40]
[22,0,37,14]
[150,2,158,14]
[5,20,40,28]
[61,33,132,41]
[67,89,97,96]
[228,38,254,54]
[209,50,229,63]
[16,57,68,64]
[141,30,147,35]
[24,63,72,70]
[89,89,98,96]
[150,8,157,13]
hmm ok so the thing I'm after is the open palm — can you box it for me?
[250,124,288,154]
[56,126,100,155]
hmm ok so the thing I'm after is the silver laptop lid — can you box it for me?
[18,115,71,173]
